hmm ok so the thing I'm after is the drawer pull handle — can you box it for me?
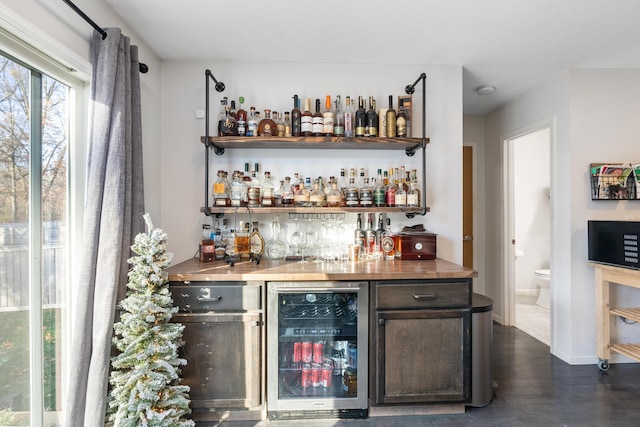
[196,295,223,302]
[413,293,436,300]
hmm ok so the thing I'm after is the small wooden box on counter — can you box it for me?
[397,232,436,260]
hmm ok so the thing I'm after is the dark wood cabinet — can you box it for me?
[370,279,471,405]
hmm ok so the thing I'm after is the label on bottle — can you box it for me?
[323,114,334,134]
[237,119,246,136]
[334,125,345,136]
[382,235,395,256]
[407,193,418,206]
[301,116,313,133]
[344,112,353,136]
[214,197,228,206]
[327,195,342,206]
[312,117,323,134]
[373,188,385,206]
[378,109,388,137]
[395,192,406,206]
[213,182,225,194]
[397,116,407,137]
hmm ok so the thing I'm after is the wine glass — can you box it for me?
[297,220,310,264]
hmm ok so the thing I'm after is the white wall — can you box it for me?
[514,129,550,292]
[160,61,463,263]
[485,69,640,364]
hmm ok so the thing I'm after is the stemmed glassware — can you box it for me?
[296,220,310,264]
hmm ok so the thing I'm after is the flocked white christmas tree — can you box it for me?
[107,214,194,426]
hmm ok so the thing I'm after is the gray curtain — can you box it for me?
[65,28,145,427]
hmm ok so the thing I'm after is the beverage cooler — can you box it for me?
[267,281,368,419]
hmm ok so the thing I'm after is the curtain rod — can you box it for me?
[62,0,149,73]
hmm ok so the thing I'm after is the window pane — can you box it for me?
[0,54,31,423]
[0,52,69,425]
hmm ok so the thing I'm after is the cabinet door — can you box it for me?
[178,312,262,409]
[374,309,470,404]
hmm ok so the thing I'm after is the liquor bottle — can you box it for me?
[301,98,313,136]
[312,98,324,136]
[378,105,388,138]
[373,168,386,207]
[397,104,408,137]
[243,163,252,205]
[386,95,397,138]
[344,96,354,137]
[248,164,261,207]
[212,170,230,206]
[221,218,233,257]
[217,97,227,136]
[284,112,292,137]
[309,178,326,207]
[385,167,397,207]
[234,221,250,258]
[291,173,301,194]
[221,104,238,136]
[213,222,225,260]
[291,94,302,137]
[355,96,366,137]
[230,170,245,207]
[406,169,421,207]
[375,213,385,254]
[324,176,335,197]
[345,177,359,208]
[236,96,247,136]
[381,218,396,261]
[354,213,365,249]
[260,171,275,207]
[334,95,345,137]
[338,168,348,206]
[258,109,277,136]
[294,177,311,207]
[323,95,334,137]
[364,213,376,257]
[282,176,294,206]
[274,179,284,207]
[326,180,343,207]
[274,111,285,137]
[250,221,265,258]
[359,177,373,208]
[366,96,378,137]
[395,174,407,207]
[229,100,237,118]
[357,167,366,189]
[247,106,259,137]
[200,223,215,262]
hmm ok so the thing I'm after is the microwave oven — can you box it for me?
[587,220,640,269]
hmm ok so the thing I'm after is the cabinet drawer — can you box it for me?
[170,281,262,312]
[375,280,470,309]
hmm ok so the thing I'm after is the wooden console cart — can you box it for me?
[592,262,640,371]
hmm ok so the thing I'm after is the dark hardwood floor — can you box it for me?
[208,324,640,426]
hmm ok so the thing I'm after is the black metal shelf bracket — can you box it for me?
[404,73,428,218]
[204,69,226,216]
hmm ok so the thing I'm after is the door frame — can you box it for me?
[501,118,555,340]
[462,143,478,276]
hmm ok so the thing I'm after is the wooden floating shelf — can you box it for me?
[200,206,430,215]
[610,307,640,322]
[201,136,428,151]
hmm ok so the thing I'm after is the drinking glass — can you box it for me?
[297,220,310,264]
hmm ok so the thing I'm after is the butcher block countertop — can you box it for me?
[167,257,477,282]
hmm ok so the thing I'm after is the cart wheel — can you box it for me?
[597,359,610,372]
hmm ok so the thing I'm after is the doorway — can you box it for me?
[504,126,552,346]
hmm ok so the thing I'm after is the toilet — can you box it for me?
[534,269,551,309]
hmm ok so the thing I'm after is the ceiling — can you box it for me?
[106,0,640,115]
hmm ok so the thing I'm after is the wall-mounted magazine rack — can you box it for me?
[590,163,640,200]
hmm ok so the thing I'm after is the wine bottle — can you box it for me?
[355,96,366,137]
[312,98,324,136]
[366,96,378,137]
[386,95,397,137]
[291,94,302,137]
[301,98,313,137]
[397,104,407,137]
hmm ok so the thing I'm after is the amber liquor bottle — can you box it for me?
[258,109,277,136]
[386,95,397,137]
[381,218,396,261]
[323,95,334,137]
[301,98,313,137]
[236,96,247,136]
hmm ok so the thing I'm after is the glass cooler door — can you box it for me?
[267,281,368,417]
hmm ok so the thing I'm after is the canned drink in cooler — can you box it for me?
[311,363,322,387]
[301,341,312,363]
[301,363,312,388]
[321,362,333,388]
[313,341,324,363]
[293,341,302,364]
[348,342,357,369]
